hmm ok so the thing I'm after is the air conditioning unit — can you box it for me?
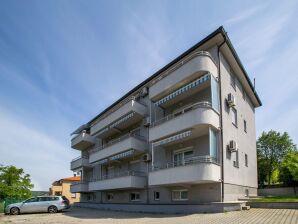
[140,87,148,97]
[228,140,237,152]
[142,153,151,162]
[143,117,151,127]
[227,93,236,107]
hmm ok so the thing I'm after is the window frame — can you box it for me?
[231,108,238,127]
[154,191,160,201]
[130,192,140,202]
[172,189,189,201]
[233,151,239,168]
[107,193,114,201]
[173,147,194,166]
[242,88,246,101]
[244,119,247,133]
[230,72,236,91]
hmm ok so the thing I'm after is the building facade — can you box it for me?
[50,176,81,204]
[70,26,262,205]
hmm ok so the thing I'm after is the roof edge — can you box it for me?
[75,26,261,131]
[219,27,262,107]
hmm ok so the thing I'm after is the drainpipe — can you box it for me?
[217,35,226,202]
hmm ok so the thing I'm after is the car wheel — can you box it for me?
[10,207,20,215]
[48,205,58,213]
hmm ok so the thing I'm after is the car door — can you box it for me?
[20,197,40,213]
[38,197,51,212]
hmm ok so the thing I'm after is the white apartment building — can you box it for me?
[69,26,262,211]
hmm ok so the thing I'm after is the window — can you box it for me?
[107,193,114,201]
[231,108,237,127]
[71,193,76,198]
[173,147,193,166]
[244,120,247,133]
[242,88,246,101]
[245,154,248,167]
[24,197,38,203]
[154,191,160,201]
[230,73,236,90]
[38,197,50,202]
[172,190,188,201]
[245,189,249,197]
[51,197,59,201]
[233,151,239,168]
[130,192,140,201]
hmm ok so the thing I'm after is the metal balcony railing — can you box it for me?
[71,155,89,163]
[71,180,88,186]
[150,155,219,171]
[89,170,147,182]
[151,101,212,127]
[89,133,146,154]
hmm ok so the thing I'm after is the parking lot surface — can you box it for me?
[1,207,297,224]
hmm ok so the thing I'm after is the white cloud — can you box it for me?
[224,5,265,26]
[0,107,77,190]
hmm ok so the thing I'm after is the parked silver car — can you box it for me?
[5,196,70,215]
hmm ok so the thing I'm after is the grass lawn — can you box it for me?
[250,196,298,202]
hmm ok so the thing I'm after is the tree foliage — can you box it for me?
[257,130,297,186]
[279,151,298,185]
[0,165,34,199]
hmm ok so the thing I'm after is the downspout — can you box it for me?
[217,35,226,202]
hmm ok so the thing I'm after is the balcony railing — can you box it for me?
[71,155,88,163]
[89,170,147,182]
[151,155,219,171]
[151,101,212,128]
[89,133,146,154]
[71,180,88,186]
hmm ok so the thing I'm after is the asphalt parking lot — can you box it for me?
[1,207,297,224]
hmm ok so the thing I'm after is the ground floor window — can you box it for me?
[154,191,160,201]
[107,193,114,201]
[130,192,140,201]
[172,189,188,201]
[54,191,62,196]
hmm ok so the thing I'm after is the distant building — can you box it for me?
[49,176,81,204]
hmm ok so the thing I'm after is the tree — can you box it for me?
[0,165,34,199]
[257,130,297,186]
[279,151,298,185]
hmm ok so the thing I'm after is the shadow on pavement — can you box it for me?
[62,207,186,220]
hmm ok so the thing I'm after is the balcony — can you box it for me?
[149,102,220,142]
[149,51,217,100]
[149,156,220,186]
[70,182,89,193]
[88,171,147,191]
[90,99,147,137]
[89,134,147,164]
[71,132,95,150]
[70,156,90,171]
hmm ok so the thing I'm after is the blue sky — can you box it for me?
[0,0,297,190]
